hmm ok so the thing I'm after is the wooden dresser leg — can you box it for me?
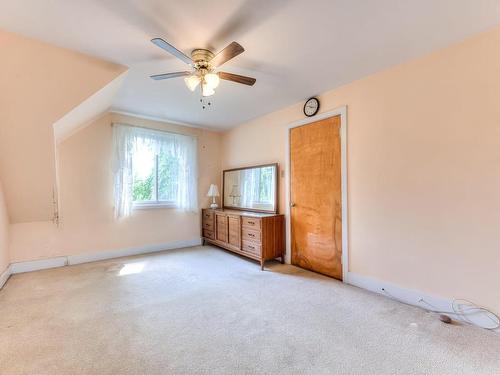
[260,259,265,271]
[281,255,285,264]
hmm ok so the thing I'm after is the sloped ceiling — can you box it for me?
[1,1,500,129]
[0,30,127,223]
[53,72,128,143]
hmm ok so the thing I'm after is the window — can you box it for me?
[131,138,180,208]
[112,124,198,218]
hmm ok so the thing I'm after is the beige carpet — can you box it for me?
[0,246,499,374]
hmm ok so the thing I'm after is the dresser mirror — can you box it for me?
[223,163,278,213]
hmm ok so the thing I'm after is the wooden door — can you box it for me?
[227,215,241,249]
[215,213,228,243]
[290,116,342,280]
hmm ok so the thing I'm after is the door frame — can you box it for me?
[285,106,349,281]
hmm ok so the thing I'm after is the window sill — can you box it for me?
[133,202,177,210]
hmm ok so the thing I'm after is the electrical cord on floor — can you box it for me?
[381,288,500,331]
[450,299,500,330]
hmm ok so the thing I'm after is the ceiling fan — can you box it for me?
[150,38,256,97]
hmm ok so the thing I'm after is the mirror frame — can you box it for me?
[222,163,279,214]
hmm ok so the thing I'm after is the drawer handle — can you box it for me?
[248,245,254,250]
[248,233,255,237]
[248,221,255,225]
[205,223,210,227]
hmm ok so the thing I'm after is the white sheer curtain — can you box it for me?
[240,168,261,208]
[112,124,198,218]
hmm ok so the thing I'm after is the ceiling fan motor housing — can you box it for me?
[191,49,214,69]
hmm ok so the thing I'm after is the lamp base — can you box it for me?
[210,203,219,209]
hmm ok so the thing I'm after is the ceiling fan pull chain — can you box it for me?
[200,97,213,110]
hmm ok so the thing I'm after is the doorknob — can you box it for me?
[290,202,296,208]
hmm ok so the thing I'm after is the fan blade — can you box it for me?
[150,71,191,80]
[151,38,192,65]
[210,42,244,68]
[218,72,256,86]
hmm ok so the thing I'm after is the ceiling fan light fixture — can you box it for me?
[202,83,215,97]
[184,74,200,91]
[204,72,220,89]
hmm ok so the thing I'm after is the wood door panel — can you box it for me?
[216,213,228,243]
[228,215,241,248]
[290,116,342,280]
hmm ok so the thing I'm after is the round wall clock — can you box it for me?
[303,97,320,117]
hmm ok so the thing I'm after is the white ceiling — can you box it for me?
[1,0,500,130]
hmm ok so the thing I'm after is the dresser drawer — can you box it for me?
[203,209,214,220]
[242,240,261,256]
[242,228,261,243]
[242,216,261,230]
[203,229,215,240]
[202,220,214,231]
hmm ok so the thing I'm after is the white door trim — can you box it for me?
[285,106,349,281]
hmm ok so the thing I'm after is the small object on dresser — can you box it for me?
[207,184,220,208]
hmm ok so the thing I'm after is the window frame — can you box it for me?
[132,153,178,210]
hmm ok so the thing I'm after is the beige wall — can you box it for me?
[0,180,9,274]
[9,113,222,262]
[222,28,500,312]
[0,29,126,223]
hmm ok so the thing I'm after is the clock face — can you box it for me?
[304,97,319,117]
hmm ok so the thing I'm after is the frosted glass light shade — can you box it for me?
[204,73,220,89]
[184,75,200,91]
[202,83,215,97]
[207,184,219,197]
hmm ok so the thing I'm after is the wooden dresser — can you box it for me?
[202,208,285,269]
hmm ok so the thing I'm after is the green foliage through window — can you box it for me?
[158,152,179,201]
[132,147,180,203]
[133,174,154,201]
[258,167,273,203]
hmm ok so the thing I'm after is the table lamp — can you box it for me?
[207,184,220,208]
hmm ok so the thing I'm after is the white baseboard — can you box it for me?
[7,238,202,276]
[10,257,67,274]
[0,265,11,289]
[67,238,202,265]
[346,271,499,333]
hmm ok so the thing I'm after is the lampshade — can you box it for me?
[202,82,215,97]
[207,184,219,197]
[184,74,200,91]
[204,73,220,89]
[229,185,240,196]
